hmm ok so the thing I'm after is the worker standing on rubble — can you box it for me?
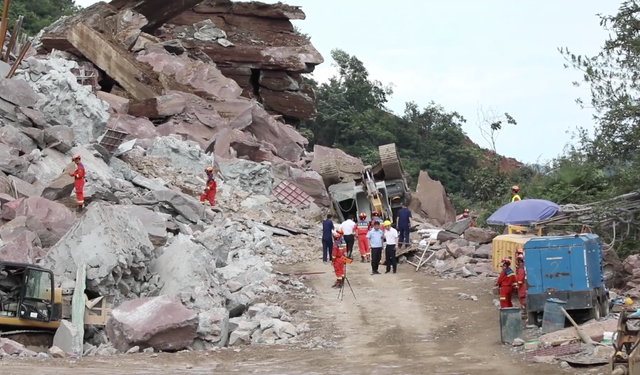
[331,231,346,288]
[495,258,517,308]
[516,255,527,312]
[511,186,521,202]
[456,209,470,221]
[339,216,356,259]
[367,221,384,275]
[200,166,217,207]
[355,213,370,263]
[321,214,335,264]
[383,220,399,274]
[70,154,85,212]
[396,204,412,249]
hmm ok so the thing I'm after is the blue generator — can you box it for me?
[523,233,609,325]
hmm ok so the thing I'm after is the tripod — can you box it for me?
[337,263,356,300]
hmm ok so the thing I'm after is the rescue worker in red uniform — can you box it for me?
[456,209,470,221]
[199,166,217,206]
[495,258,517,308]
[354,213,370,263]
[70,154,85,212]
[515,255,527,311]
[370,211,384,229]
[331,231,346,288]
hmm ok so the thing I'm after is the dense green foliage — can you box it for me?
[305,6,640,255]
[8,0,79,36]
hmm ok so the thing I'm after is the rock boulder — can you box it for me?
[464,227,498,244]
[43,203,154,304]
[414,171,456,225]
[106,295,198,352]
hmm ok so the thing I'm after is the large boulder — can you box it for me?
[0,231,44,263]
[464,227,498,244]
[0,125,37,154]
[43,203,154,304]
[120,205,167,246]
[149,190,203,223]
[13,196,76,247]
[41,163,76,201]
[219,160,274,196]
[106,295,198,352]
[27,148,69,186]
[15,57,110,145]
[414,171,456,225]
[146,135,212,176]
[473,244,492,259]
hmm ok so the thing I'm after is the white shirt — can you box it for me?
[384,227,398,245]
[340,219,356,235]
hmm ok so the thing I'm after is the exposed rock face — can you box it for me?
[164,0,323,122]
[106,295,198,352]
[415,171,456,226]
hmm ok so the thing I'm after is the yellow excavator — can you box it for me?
[0,262,109,346]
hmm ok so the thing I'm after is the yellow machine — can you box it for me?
[0,262,109,346]
[611,309,640,375]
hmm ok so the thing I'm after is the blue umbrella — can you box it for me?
[486,199,559,226]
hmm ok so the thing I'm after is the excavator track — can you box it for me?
[0,330,54,348]
[379,143,403,180]
[319,158,341,187]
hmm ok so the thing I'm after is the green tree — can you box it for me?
[8,0,79,36]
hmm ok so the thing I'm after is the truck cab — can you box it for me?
[524,234,609,325]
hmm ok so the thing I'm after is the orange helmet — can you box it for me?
[205,166,213,173]
[333,232,342,239]
[72,154,81,161]
[501,258,511,267]
[511,185,519,192]
[371,211,379,217]
[359,212,366,219]
[336,229,343,235]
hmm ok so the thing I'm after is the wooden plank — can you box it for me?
[3,15,22,62]
[0,0,11,55]
[6,39,30,79]
[71,263,86,357]
[66,22,162,101]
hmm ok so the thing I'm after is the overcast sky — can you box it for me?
[76,0,619,163]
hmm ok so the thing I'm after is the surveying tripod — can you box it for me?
[337,257,356,300]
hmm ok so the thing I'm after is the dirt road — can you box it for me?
[2,259,566,374]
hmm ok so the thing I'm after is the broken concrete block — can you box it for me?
[106,295,198,352]
[53,320,78,355]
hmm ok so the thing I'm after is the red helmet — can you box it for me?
[501,258,511,267]
[72,154,81,161]
[516,248,523,255]
[371,211,379,217]
[464,208,469,213]
[333,232,342,239]
[516,255,524,262]
[205,166,213,173]
[336,229,343,235]
[511,185,519,192]
[359,212,366,219]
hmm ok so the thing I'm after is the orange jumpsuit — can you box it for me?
[355,220,370,259]
[516,265,526,309]
[496,267,517,308]
[332,238,346,281]
[199,174,217,206]
[70,162,85,207]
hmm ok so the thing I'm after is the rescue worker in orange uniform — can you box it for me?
[495,258,517,308]
[200,166,217,206]
[354,213,370,263]
[331,231,346,288]
[515,255,527,311]
[511,185,521,202]
[456,209,470,221]
[70,154,85,212]
[370,211,384,229]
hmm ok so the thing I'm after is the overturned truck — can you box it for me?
[320,143,410,223]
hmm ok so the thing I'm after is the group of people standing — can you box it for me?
[321,205,413,288]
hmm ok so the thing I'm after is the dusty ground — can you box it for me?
[1,257,587,374]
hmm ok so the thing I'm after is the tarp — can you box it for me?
[486,199,559,226]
